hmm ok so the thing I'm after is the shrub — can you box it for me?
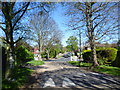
[2,66,32,89]
[115,46,120,51]
[41,52,47,58]
[15,46,34,66]
[112,51,120,67]
[82,48,118,65]
[82,50,92,63]
[97,48,117,64]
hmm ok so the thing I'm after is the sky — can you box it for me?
[50,3,84,47]
[51,4,73,46]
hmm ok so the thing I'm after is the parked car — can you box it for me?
[63,52,73,58]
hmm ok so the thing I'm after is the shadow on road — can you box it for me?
[24,67,120,89]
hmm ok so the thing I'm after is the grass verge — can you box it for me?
[27,60,44,66]
[68,61,120,77]
[68,61,92,67]
[93,65,120,77]
[2,66,33,89]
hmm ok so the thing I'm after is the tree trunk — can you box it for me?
[90,42,99,66]
[38,36,42,61]
[46,50,49,60]
[10,43,15,67]
[4,26,15,79]
[5,46,13,79]
[86,2,99,67]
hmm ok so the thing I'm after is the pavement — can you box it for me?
[24,57,120,89]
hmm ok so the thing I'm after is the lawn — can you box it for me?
[68,61,92,67]
[93,65,120,77]
[68,61,120,77]
[2,66,33,89]
[3,60,44,89]
[27,60,44,66]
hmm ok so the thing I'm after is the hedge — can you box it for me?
[112,51,120,67]
[82,50,92,63]
[82,48,118,65]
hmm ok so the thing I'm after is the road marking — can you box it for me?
[77,73,86,76]
[43,78,55,88]
[62,77,76,87]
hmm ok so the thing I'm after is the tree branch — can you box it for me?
[0,25,6,31]
[12,2,30,30]
[14,37,23,44]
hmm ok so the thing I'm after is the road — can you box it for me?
[24,57,120,89]
[45,57,71,62]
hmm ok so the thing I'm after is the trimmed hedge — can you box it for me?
[82,50,92,63]
[82,48,118,65]
[112,51,120,67]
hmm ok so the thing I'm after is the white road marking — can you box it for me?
[43,78,55,88]
[77,73,86,76]
[62,77,76,87]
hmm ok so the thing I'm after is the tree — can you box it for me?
[0,2,52,64]
[29,8,62,60]
[0,2,31,79]
[65,2,118,66]
[66,36,78,53]
[0,2,30,68]
[49,43,62,58]
[29,11,51,60]
[15,40,33,52]
[43,28,62,59]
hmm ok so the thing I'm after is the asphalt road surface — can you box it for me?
[24,57,120,89]
[45,57,72,62]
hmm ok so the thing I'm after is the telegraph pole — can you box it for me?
[73,28,82,66]
[79,29,82,59]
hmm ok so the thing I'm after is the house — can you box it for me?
[84,42,117,50]
[32,48,41,60]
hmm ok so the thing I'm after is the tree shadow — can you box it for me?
[24,67,120,89]
[25,64,48,70]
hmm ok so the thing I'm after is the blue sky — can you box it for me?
[51,3,77,46]
[50,3,87,47]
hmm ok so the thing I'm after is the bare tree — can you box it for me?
[29,11,51,60]
[44,28,62,59]
[65,2,119,66]
[29,10,62,60]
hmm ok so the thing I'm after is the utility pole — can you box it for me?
[79,29,82,59]
[73,29,82,58]
[73,28,82,67]
[78,29,82,67]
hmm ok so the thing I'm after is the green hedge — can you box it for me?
[15,46,34,66]
[112,51,120,67]
[82,48,118,65]
[82,50,92,63]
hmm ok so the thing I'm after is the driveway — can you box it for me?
[24,57,120,89]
